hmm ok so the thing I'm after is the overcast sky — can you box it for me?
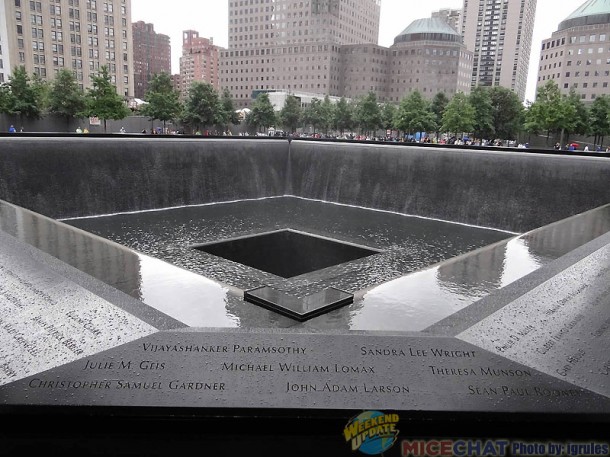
[131,0,584,102]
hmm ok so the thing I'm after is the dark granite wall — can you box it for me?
[289,142,610,232]
[0,138,288,219]
[1,137,609,232]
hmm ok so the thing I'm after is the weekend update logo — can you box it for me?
[344,411,400,455]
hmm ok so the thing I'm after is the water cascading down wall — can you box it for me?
[1,137,610,233]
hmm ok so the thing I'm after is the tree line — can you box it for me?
[253,81,610,147]
[2,65,609,147]
[0,65,129,132]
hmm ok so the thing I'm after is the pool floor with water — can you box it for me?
[65,197,513,298]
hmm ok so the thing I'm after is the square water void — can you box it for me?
[193,229,380,279]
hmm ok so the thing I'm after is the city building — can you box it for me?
[386,18,473,102]
[537,0,610,102]
[178,30,221,99]
[461,0,537,101]
[339,44,390,101]
[132,21,170,100]
[339,19,473,103]
[0,0,134,97]
[170,72,181,93]
[220,0,382,108]
[0,1,13,83]
[431,8,462,32]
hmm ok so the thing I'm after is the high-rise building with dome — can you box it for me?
[386,18,473,102]
[537,0,610,102]
[219,3,472,108]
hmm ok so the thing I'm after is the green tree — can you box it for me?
[279,95,302,133]
[523,100,544,137]
[524,81,576,146]
[247,92,276,133]
[6,66,43,125]
[589,95,610,148]
[302,98,322,133]
[354,92,382,136]
[0,84,10,114]
[442,92,475,138]
[319,95,334,134]
[181,81,220,133]
[84,66,130,132]
[489,87,524,140]
[430,91,450,139]
[48,69,86,131]
[381,103,397,134]
[32,73,50,113]
[141,72,182,131]
[218,88,240,132]
[469,87,494,140]
[566,88,590,137]
[332,97,353,135]
[395,91,436,138]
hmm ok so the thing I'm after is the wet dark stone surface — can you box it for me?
[0,138,288,219]
[289,142,610,232]
[65,197,512,297]
[2,137,609,232]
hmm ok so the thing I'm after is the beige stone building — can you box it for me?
[339,44,390,101]
[220,0,381,108]
[537,0,610,102]
[387,18,473,102]
[339,19,473,103]
[461,0,537,101]
[0,0,134,97]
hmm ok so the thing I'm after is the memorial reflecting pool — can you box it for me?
[2,197,609,330]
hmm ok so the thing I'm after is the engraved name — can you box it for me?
[285,382,409,394]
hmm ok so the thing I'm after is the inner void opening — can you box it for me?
[193,229,379,278]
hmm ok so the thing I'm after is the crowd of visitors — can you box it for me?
[5,124,610,152]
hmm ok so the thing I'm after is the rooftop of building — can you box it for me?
[393,18,461,45]
[559,0,610,30]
